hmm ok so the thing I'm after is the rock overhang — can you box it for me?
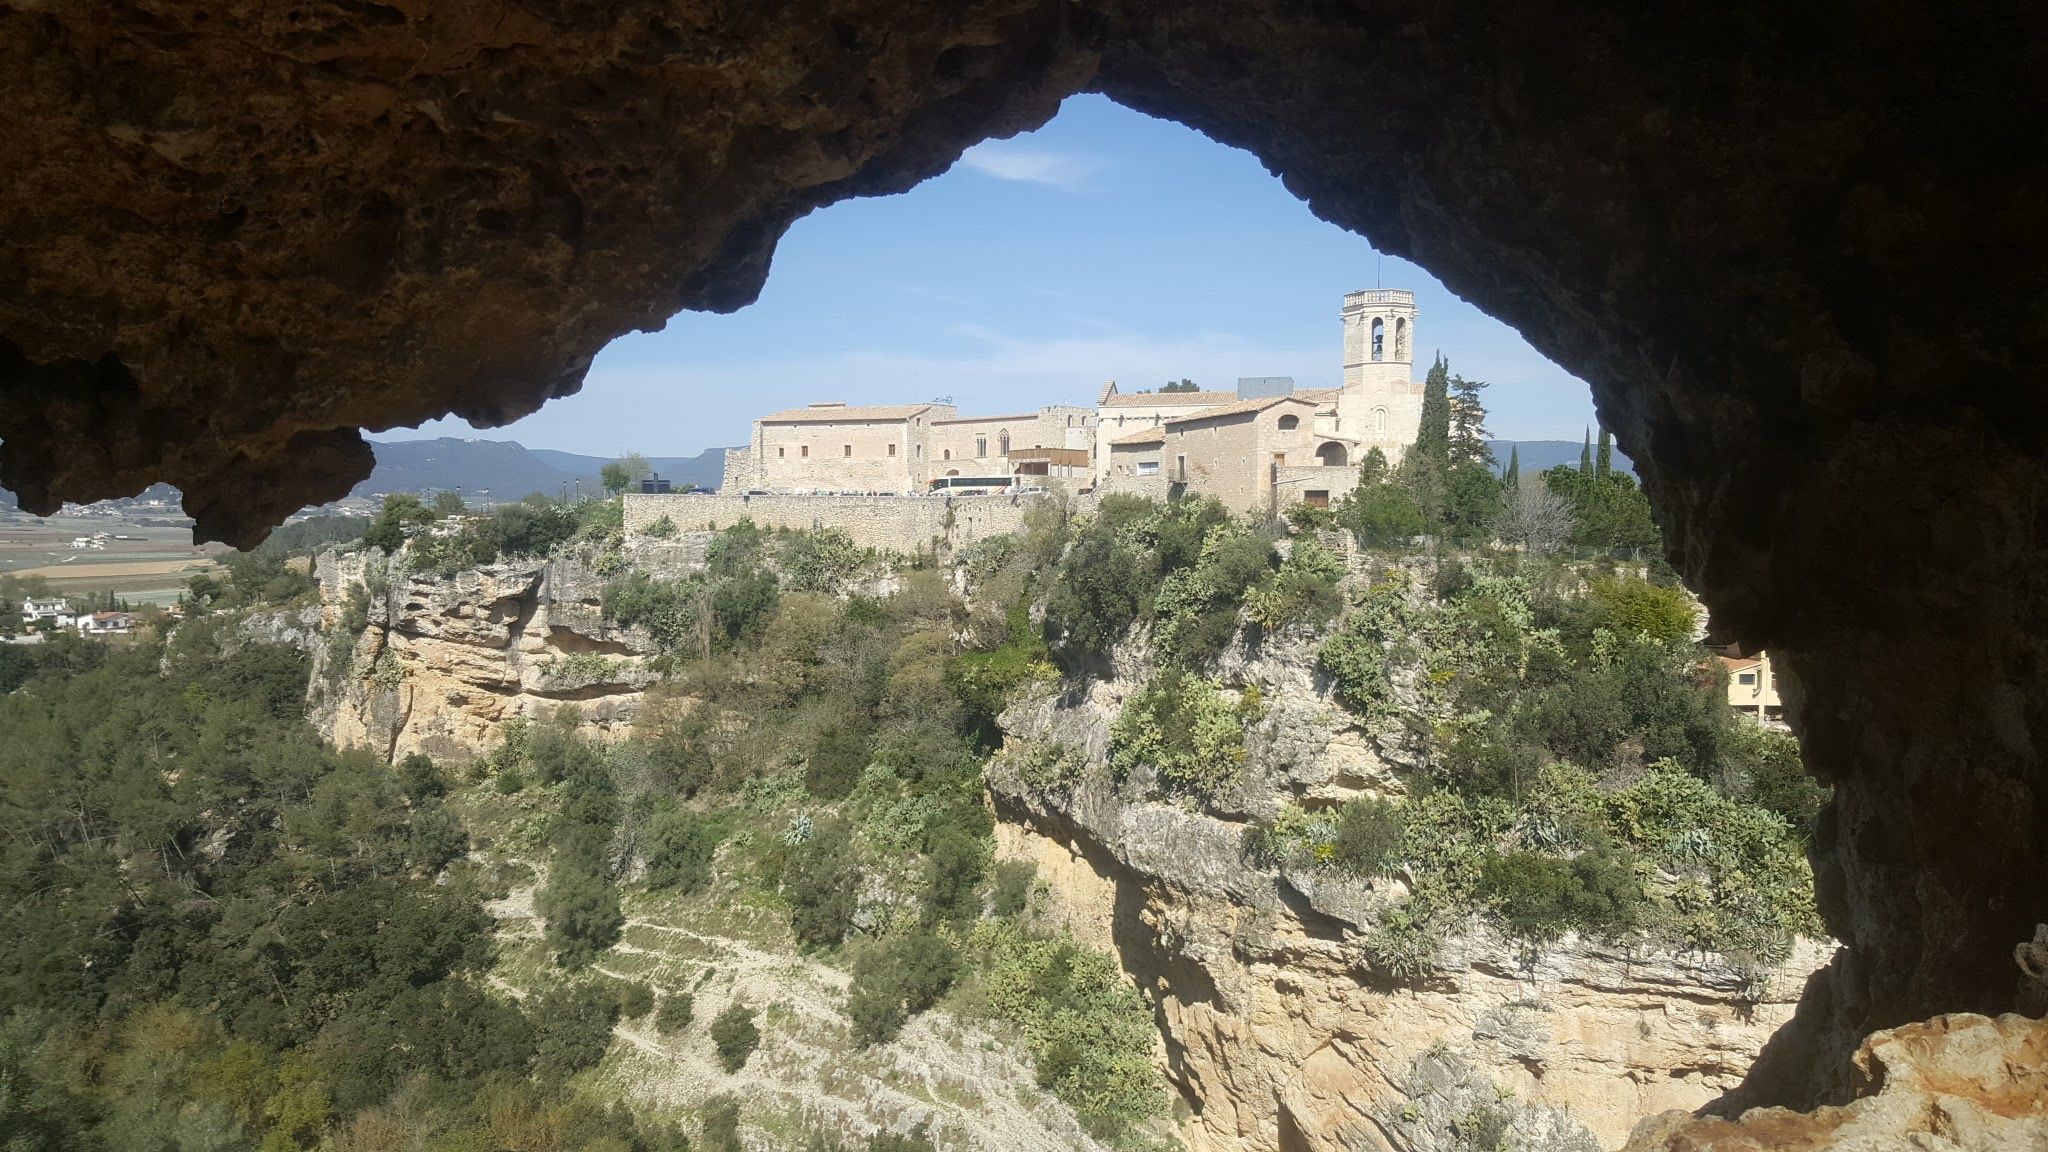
[4,0,2046,1130]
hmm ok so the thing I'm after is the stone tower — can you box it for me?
[1341,288,1417,389]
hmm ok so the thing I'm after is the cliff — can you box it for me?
[989,630,1834,1152]
[307,539,706,759]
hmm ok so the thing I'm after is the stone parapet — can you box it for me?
[624,491,1042,553]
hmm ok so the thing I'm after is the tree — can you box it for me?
[361,493,434,552]
[1447,374,1494,467]
[1161,378,1199,393]
[431,489,465,516]
[1595,427,1614,477]
[1415,354,1451,465]
[1579,428,1593,476]
[1503,444,1520,491]
[710,1003,760,1072]
[602,452,651,495]
[1495,481,1575,555]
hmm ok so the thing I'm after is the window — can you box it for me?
[1305,490,1330,508]
[888,443,897,456]
[915,444,921,459]
[999,431,1010,455]
[777,447,785,458]
[1136,460,1160,476]
[843,444,852,457]
[1739,672,1758,684]
[976,436,987,458]
[801,445,809,458]
[1175,454,1188,480]
[943,448,951,460]
[1374,407,1387,435]
[1395,317,1410,360]
[1277,414,1299,431]
[1371,316,1385,361]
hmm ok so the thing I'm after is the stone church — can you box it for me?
[723,288,1425,514]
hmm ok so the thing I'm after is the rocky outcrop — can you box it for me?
[989,635,1834,1152]
[309,544,695,760]
[1621,1012,2048,1152]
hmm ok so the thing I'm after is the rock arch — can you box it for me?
[0,1,2044,1127]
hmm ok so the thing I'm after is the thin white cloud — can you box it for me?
[956,143,1099,187]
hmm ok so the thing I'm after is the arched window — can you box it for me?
[943,448,951,460]
[999,430,1010,455]
[1373,407,1387,435]
[946,469,959,477]
[1277,414,1300,431]
[1394,317,1410,360]
[976,436,988,457]
[1370,317,1385,362]
[1316,442,1349,467]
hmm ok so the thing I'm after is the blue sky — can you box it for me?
[391,95,1598,457]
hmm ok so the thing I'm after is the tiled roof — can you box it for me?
[756,403,936,423]
[1109,427,1166,446]
[1162,393,1318,426]
[1099,390,1239,408]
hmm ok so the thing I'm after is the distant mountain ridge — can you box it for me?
[357,438,730,499]
[1489,439,1634,477]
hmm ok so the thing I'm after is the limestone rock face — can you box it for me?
[989,639,1836,1152]
[1620,1012,2048,1152]
[308,544,688,760]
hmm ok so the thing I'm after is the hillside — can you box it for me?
[1488,439,1634,477]
[358,438,729,499]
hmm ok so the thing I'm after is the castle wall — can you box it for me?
[624,491,1042,553]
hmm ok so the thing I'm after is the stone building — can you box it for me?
[721,288,1423,514]
[1096,288,1426,514]
[721,400,1095,493]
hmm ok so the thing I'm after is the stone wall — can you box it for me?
[623,491,1043,553]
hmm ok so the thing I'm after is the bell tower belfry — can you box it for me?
[1341,289,1417,389]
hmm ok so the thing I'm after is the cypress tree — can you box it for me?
[1505,444,1520,490]
[1579,428,1593,476]
[1415,353,1452,464]
[1595,427,1613,477]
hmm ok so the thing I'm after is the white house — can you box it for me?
[76,610,136,637]
[21,597,75,628]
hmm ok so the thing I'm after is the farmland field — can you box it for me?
[0,511,223,604]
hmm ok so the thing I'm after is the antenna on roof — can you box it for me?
[932,396,953,405]
[1376,252,1382,288]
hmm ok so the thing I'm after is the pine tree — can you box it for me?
[1415,353,1452,465]
[1504,444,1520,490]
[1595,427,1613,477]
[1579,428,1593,476]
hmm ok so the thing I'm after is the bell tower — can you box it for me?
[1341,288,1417,389]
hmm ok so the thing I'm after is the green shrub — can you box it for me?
[1242,537,1344,632]
[701,1095,743,1152]
[784,818,859,952]
[991,860,1037,918]
[778,528,865,593]
[642,805,721,893]
[846,931,962,1047]
[1317,582,1413,722]
[1330,797,1404,878]
[656,993,695,1034]
[710,1003,761,1073]
[1108,669,1255,803]
[806,717,874,800]
[615,980,656,1019]
[971,923,1164,1137]
[923,826,987,924]
[531,982,623,1083]
[1477,847,1641,945]
[644,514,678,539]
